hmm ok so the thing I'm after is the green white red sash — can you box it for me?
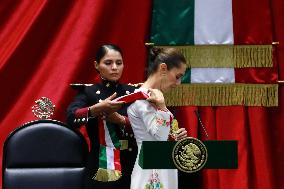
[93,120,122,181]
[93,91,149,182]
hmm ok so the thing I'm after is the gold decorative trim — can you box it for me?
[156,45,273,68]
[70,83,93,90]
[93,168,121,182]
[164,84,278,107]
[70,83,93,87]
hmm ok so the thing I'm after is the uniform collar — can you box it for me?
[101,78,119,89]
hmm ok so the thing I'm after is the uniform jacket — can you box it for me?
[66,80,137,188]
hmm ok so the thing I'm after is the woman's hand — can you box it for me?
[176,128,188,140]
[146,88,167,111]
[89,93,125,117]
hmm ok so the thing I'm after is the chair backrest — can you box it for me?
[2,120,88,189]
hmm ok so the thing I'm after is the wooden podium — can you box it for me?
[139,140,238,170]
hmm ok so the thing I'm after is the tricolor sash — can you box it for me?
[93,91,149,182]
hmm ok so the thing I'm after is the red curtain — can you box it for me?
[193,1,284,189]
[0,0,152,186]
[0,0,283,189]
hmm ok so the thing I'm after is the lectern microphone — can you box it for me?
[194,109,209,138]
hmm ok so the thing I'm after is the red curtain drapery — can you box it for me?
[194,0,282,189]
[0,0,283,189]
[0,0,152,186]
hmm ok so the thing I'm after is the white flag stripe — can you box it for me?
[103,120,115,148]
[192,0,235,83]
[191,68,235,83]
[106,147,115,170]
[194,0,234,44]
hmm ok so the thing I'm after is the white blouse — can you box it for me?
[127,88,178,189]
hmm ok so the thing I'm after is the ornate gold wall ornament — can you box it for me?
[32,97,55,119]
[172,137,208,173]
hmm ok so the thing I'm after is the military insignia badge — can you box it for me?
[32,97,55,119]
[172,137,208,173]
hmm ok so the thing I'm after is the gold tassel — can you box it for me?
[164,84,278,107]
[93,168,122,182]
[156,45,273,68]
[169,119,179,140]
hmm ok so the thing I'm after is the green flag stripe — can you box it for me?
[181,68,191,83]
[105,122,121,149]
[150,0,195,45]
[150,0,195,84]
[98,145,107,169]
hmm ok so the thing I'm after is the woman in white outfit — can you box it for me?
[127,47,188,189]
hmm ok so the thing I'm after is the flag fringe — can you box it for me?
[93,168,122,182]
[156,45,273,68]
[164,84,278,107]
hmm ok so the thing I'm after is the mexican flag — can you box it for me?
[150,0,278,107]
[149,1,279,189]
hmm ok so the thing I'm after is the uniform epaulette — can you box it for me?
[127,83,143,88]
[70,83,94,90]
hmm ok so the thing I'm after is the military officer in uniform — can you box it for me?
[66,44,137,189]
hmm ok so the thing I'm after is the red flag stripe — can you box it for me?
[113,149,121,171]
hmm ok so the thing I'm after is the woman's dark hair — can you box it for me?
[95,44,123,63]
[147,47,186,76]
